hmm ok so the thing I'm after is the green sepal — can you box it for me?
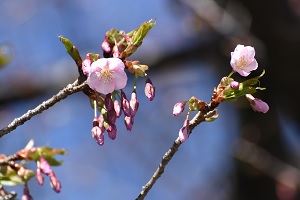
[223,70,266,101]
[28,146,66,166]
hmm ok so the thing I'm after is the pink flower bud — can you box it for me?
[107,124,117,140]
[82,54,92,75]
[230,81,240,90]
[105,93,114,111]
[230,44,258,77]
[91,126,104,146]
[178,118,190,142]
[144,78,155,101]
[101,39,111,54]
[246,94,269,113]
[173,101,186,116]
[38,157,51,175]
[124,116,134,131]
[22,185,33,200]
[121,90,131,117]
[36,168,44,185]
[49,171,61,193]
[114,100,122,118]
[130,91,139,117]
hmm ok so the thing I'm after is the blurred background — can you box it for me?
[1,0,300,199]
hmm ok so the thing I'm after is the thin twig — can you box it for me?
[136,106,218,200]
[0,80,87,138]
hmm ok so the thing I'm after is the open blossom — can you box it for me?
[230,44,258,77]
[246,94,269,113]
[87,58,128,95]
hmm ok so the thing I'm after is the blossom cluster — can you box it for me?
[80,20,156,146]
[173,44,269,142]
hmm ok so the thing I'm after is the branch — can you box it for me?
[136,105,218,200]
[0,80,87,138]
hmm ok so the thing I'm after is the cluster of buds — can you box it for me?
[0,140,65,198]
[77,20,156,146]
[173,44,269,142]
[60,20,156,146]
[36,156,61,193]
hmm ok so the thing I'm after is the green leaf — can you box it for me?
[120,19,156,58]
[58,35,82,66]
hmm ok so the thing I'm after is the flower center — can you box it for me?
[100,68,114,83]
[237,56,249,69]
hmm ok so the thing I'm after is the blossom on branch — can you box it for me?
[87,58,128,95]
[230,44,258,76]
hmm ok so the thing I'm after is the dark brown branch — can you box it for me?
[0,80,87,138]
[136,105,218,200]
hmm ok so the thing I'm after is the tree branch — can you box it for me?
[136,105,218,200]
[0,80,87,138]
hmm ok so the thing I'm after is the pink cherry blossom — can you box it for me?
[230,44,258,77]
[246,94,269,113]
[87,58,127,95]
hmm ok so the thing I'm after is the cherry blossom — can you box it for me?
[230,44,258,76]
[87,58,127,95]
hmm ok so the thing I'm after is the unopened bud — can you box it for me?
[105,93,114,111]
[124,116,134,131]
[49,171,61,193]
[38,157,51,175]
[114,100,121,118]
[144,78,155,101]
[130,91,139,117]
[36,168,44,185]
[230,81,240,90]
[178,118,190,142]
[107,124,117,140]
[173,101,186,116]
[121,90,131,117]
[246,94,269,113]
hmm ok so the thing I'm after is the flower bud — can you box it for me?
[38,157,51,175]
[107,124,117,140]
[49,171,61,193]
[124,116,134,131]
[105,93,114,111]
[82,54,92,75]
[230,81,240,90]
[173,101,186,116]
[144,77,155,101]
[114,100,122,118]
[36,168,44,185]
[91,126,104,146]
[121,90,131,117]
[22,185,33,200]
[246,94,269,113]
[130,91,139,117]
[178,118,190,142]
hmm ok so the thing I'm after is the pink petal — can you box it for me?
[107,57,125,71]
[113,70,128,90]
[90,59,108,73]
